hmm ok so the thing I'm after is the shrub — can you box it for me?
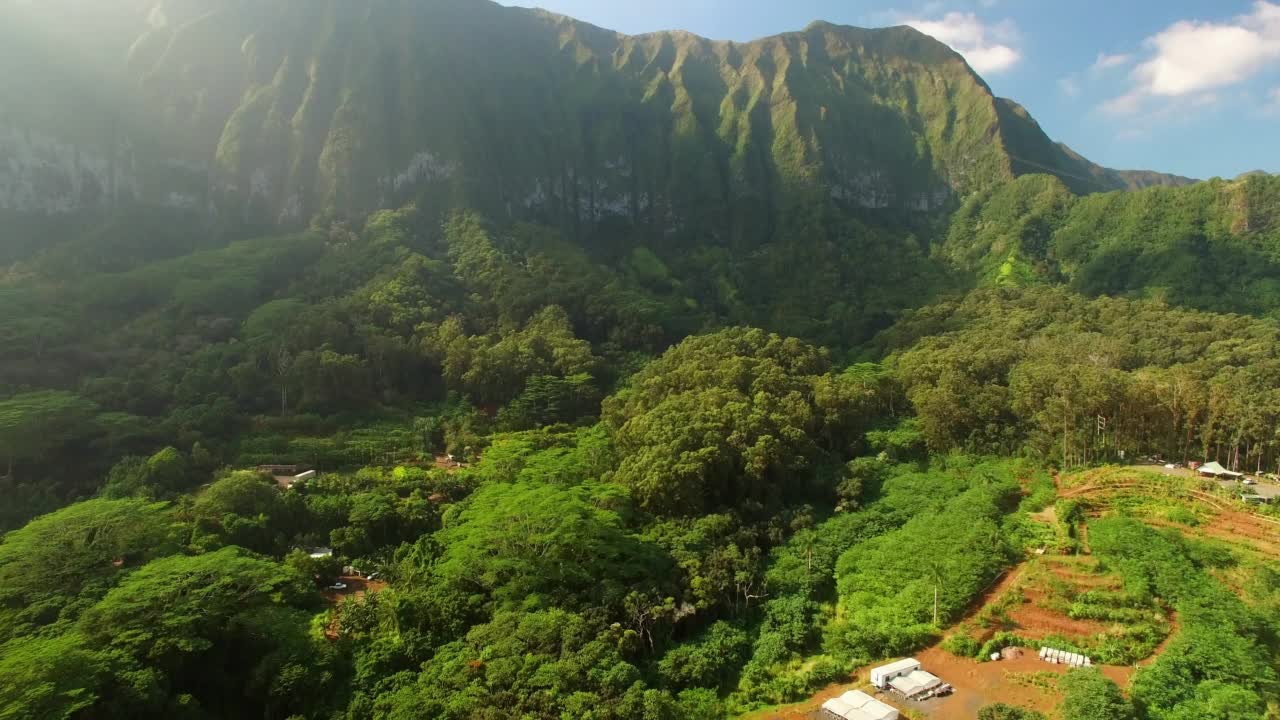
[1164,506,1199,526]
[803,656,847,688]
[978,703,1047,720]
[941,633,981,658]
[976,632,1029,661]
[656,621,751,690]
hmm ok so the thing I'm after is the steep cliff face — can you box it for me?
[119,1,1019,235]
[0,0,211,214]
[0,0,1180,233]
[0,125,130,212]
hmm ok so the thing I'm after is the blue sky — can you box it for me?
[497,0,1280,179]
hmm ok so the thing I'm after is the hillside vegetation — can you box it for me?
[1,2,1277,720]
[943,173,1280,315]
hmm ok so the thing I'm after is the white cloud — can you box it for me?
[902,12,1022,74]
[1103,1,1280,115]
[1107,92,1222,145]
[1091,52,1131,72]
[1265,87,1280,115]
[1059,75,1081,98]
[1100,91,1144,116]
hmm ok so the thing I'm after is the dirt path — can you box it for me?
[967,566,1027,617]
[1137,611,1179,667]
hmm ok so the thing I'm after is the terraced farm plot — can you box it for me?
[939,553,1171,671]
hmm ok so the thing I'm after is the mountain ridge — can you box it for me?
[0,0,1191,232]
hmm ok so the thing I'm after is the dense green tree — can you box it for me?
[656,621,751,691]
[1162,681,1267,720]
[888,287,1280,468]
[190,471,286,552]
[368,609,672,720]
[78,547,329,718]
[0,632,111,720]
[1059,668,1135,720]
[605,328,880,515]
[100,447,193,499]
[423,480,669,618]
[0,498,174,641]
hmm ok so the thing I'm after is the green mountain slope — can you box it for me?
[941,172,1280,315]
[2,0,1175,231]
[990,99,1196,193]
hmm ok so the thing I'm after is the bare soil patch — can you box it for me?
[900,645,1133,720]
[746,647,1133,720]
[1005,588,1109,639]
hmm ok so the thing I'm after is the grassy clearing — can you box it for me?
[1005,671,1059,691]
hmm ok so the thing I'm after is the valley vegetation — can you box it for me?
[1,2,1279,720]
[4,191,1280,719]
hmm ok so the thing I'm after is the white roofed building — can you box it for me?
[870,658,921,689]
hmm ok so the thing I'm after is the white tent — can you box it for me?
[1199,461,1242,478]
[821,691,899,720]
[888,670,942,698]
[822,695,856,718]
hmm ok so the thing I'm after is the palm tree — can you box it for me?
[926,558,948,626]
